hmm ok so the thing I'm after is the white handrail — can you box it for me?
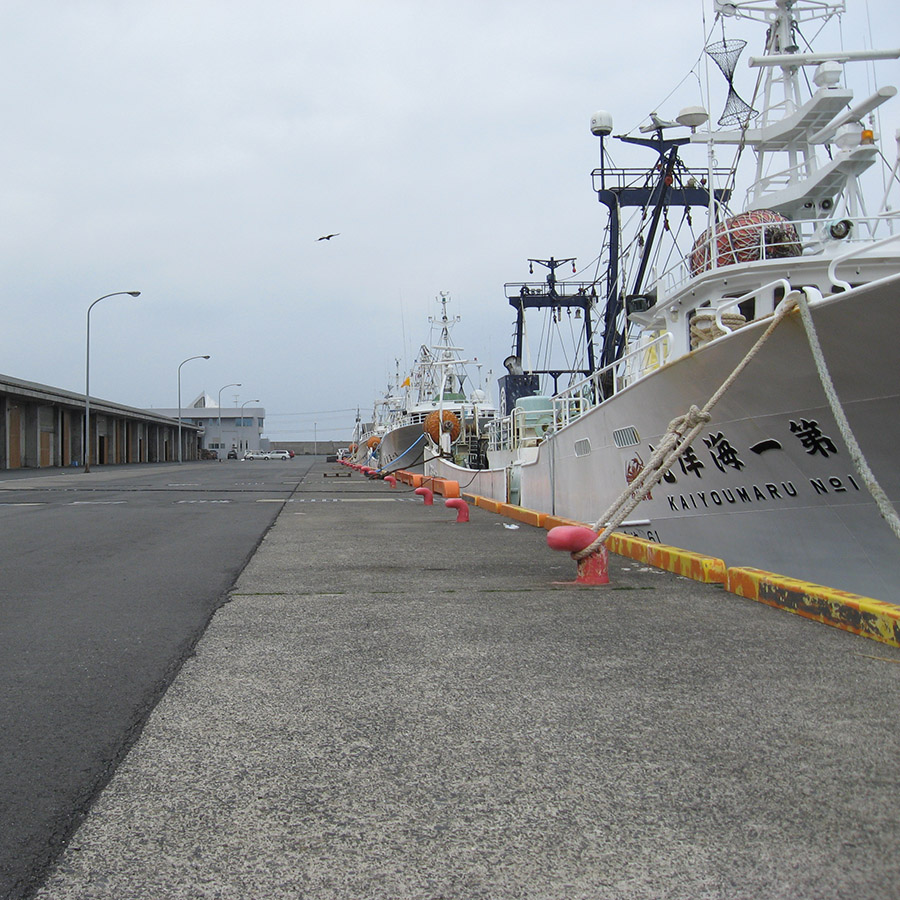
[552,331,673,405]
[712,278,792,331]
[827,231,900,290]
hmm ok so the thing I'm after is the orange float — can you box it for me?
[424,410,461,443]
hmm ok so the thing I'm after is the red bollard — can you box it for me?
[384,475,397,488]
[415,487,434,506]
[546,525,610,585]
[445,498,469,523]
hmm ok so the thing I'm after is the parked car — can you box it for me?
[242,450,268,460]
[227,449,238,459]
[268,449,291,460]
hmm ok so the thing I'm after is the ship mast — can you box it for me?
[701,0,899,228]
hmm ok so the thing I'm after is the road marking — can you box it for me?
[176,499,232,504]
[327,498,401,502]
[167,483,200,487]
[70,501,127,505]
[0,502,45,506]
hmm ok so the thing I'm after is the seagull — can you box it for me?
[316,233,340,241]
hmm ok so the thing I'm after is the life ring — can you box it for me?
[366,435,381,449]
[424,410,461,443]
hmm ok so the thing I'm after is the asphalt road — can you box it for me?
[0,458,311,900]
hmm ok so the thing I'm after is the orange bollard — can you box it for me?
[415,487,434,506]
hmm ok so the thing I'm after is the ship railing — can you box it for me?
[827,229,900,290]
[590,165,732,194]
[487,333,673,452]
[551,331,673,410]
[656,211,900,298]
[486,405,547,452]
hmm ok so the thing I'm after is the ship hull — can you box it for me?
[378,422,427,473]
[427,276,900,602]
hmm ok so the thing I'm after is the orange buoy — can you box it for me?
[424,410,461,443]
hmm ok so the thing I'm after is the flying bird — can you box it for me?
[316,233,340,241]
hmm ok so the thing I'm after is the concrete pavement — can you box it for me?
[32,459,900,899]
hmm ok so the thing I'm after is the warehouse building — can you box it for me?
[1,373,200,470]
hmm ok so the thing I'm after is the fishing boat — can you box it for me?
[426,0,900,603]
[355,294,499,474]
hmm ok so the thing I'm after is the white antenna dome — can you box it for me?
[676,106,709,131]
[590,111,613,137]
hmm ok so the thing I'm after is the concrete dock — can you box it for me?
[34,459,900,899]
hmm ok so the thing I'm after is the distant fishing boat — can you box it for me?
[353,294,498,474]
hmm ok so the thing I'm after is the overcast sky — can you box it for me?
[1,0,896,441]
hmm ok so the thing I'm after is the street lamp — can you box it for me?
[217,382,242,453]
[177,355,211,463]
[241,399,259,455]
[84,290,141,473]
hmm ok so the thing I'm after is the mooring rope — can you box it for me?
[576,287,900,559]
[793,287,900,542]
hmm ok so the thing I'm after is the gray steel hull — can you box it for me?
[378,423,427,473]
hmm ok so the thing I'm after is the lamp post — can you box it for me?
[177,355,210,463]
[217,382,241,454]
[241,400,259,455]
[84,290,141,473]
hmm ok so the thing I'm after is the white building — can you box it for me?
[149,393,267,458]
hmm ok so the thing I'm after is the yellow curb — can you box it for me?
[727,567,900,648]
[470,495,501,513]
[606,532,727,583]
[496,502,546,528]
